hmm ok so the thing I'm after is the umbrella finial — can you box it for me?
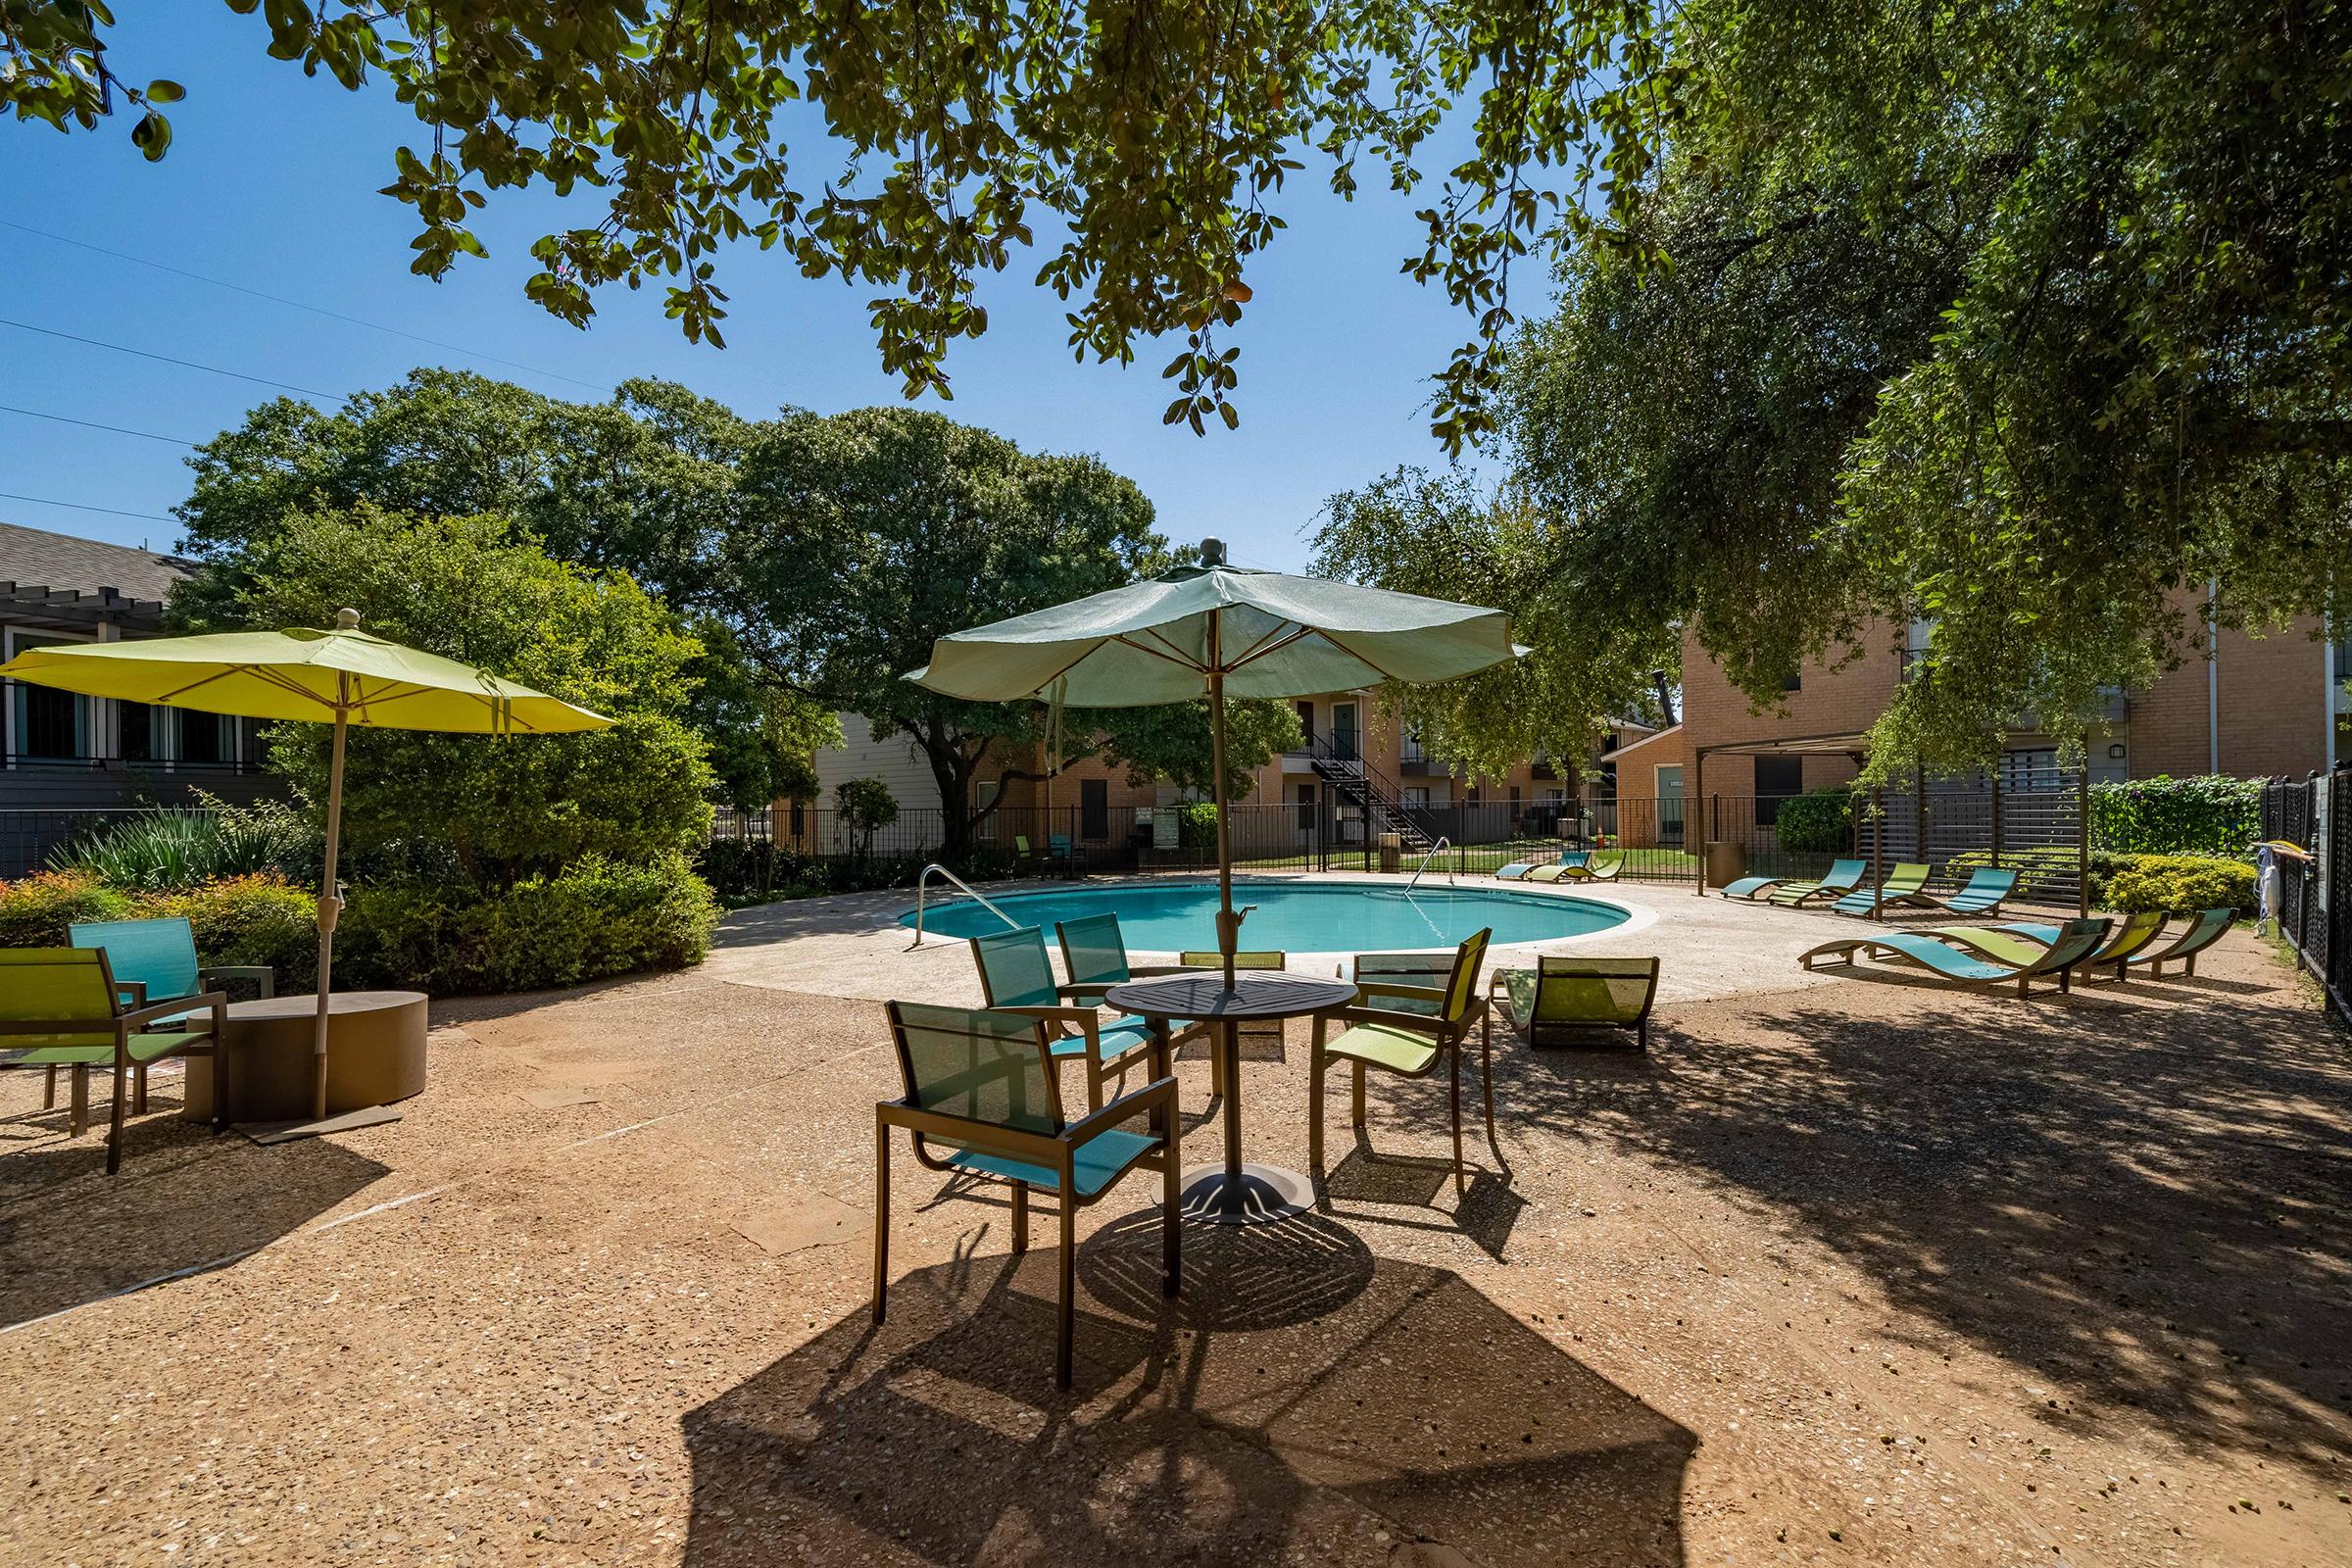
[335,608,360,630]
[1200,538,1226,567]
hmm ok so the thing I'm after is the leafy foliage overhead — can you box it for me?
[1090,699,1303,803]
[3,0,1688,448]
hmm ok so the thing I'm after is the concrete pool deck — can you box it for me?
[702,870,1866,1006]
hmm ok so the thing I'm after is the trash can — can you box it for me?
[1378,831,1402,874]
[1703,840,1746,889]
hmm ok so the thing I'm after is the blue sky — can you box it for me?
[0,13,1510,574]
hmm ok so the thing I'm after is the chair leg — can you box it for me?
[1011,1182,1030,1252]
[105,1052,126,1176]
[43,1065,56,1109]
[70,1067,89,1137]
[1479,1029,1499,1162]
[1350,1061,1366,1127]
[1307,1024,1327,1173]
[1448,1047,1465,1197]
[1056,1199,1076,1389]
[133,1061,148,1116]
[872,1121,891,1325]
[1162,1133,1181,1296]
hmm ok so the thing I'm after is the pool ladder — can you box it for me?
[906,863,1023,950]
[1404,837,1454,891]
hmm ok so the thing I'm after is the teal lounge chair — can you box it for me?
[873,1001,1178,1387]
[1929,909,2167,981]
[1765,858,1868,906]
[970,926,1160,1109]
[1928,866,2018,917]
[2121,907,2235,978]
[1832,861,1932,915]
[1799,917,2111,998]
[1560,849,1624,883]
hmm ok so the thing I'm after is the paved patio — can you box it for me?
[2,881,2348,1566]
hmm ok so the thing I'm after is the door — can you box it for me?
[1656,764,1685,846]
[1332,701,1358,760]
[1080,778,1109,840]
[1295,700,1314,747]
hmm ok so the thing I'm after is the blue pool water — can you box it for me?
[903,880,1629,952]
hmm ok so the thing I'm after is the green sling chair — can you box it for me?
[0,948,228,1175]
[1491,956,1660,1051]
[1055,911,1212,1089]
[1309,929,1494,1196]
[971,926,1160,1110]
[1799,917,2112,998]
[873,1001,1179,1387]
[1832,862,1932,916]
[71,914,273,1116]
[1176,949,1289,1096]
[1927,909,2169,982]
[2122,907,2235,978]
[1766,858,1868,906]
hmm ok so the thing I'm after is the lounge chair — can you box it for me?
[1176,949,1288,1095]
[1560,849,1623,883]
[873,1001,1178,1387]
[970,926,1160,1109]
[1494,856,1544,880]
[1309,930,1494,1195]
[0,948,228,1174]
[1928,909,2168,981]
[1798,917,2112,998]
[1929,866,2017,916]
[1831,861,1932,915]
[1765,858,1868,906]
[2121,907,2236,978]
[1490,956,1659,1051]
[70,916,272,1112]
[1526,852,1586,884]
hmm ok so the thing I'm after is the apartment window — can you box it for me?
[1401,730,1426,764]
[7,633,89,762]
[1402,786,1430,808]
[1080,778,1109,839]
[1296,783,1316,830]
[1295,700,1314,745]
[2000,749,2062,792]
[1755,756,1804,825]
[1780,671,1802,693]
[178,710,233,766]
[121,703,157,762]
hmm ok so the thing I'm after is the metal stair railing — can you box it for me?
[1300,733,1436,851]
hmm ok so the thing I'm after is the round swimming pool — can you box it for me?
[902,879,1630,953]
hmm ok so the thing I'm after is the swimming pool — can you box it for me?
[902,879,1631,953]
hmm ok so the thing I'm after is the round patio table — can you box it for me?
[1103,971,1356,1226]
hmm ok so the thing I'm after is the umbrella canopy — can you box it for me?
[0,611,611,1130]
[0,619,612,733]
[909,541,1518,985]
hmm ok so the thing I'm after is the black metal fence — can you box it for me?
[2262,770,2348,1026]
[0,808,178,879]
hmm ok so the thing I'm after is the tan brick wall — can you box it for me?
[2129,609,2331,780]
[1680,623,1899,797]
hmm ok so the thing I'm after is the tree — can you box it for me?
[2,0,1689,449]
[833,778,899,859]
[725,407,1167,849]
[210,505,715,889]
[1311,467,1679,781]
[1090,699,1303,803]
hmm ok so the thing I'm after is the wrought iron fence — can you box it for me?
[0,808,181,879]
[2261,770,2347,1025]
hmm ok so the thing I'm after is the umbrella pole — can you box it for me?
[310,686,349,1122]
[1208,627,1237,992]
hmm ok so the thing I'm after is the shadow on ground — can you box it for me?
[0,1072,386,1326]
[1487,973,2352,1478]
[683,1211,1693,1565]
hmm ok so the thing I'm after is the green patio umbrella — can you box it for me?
[910,540,1520,985]
[0,612,612,1124]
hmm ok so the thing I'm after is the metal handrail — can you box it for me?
[1404,837,1453,890]
[906,863,1022,950]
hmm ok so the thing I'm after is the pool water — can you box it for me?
[903,880,1629,953]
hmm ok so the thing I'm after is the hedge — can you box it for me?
[2098,854,2258,915]
[2088,775,2262,858]
[0,870,318,990]
[1773,787,1856,854]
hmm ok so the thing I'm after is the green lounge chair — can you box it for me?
[1560,849,1623,883]
[1798,916,2111,998]
[2121,907,2235,978]
[1494,857,1542,880]
[0,948,228,1174]
[1176,949,1288,1096]
[873,1001,1178,1387]
[1490,956,1659,1051]
[1929,866,2017,916]
[1309,930,1494,1195]
[1832,861,1932,915]
[1765,858,1868,906]
[1929,909,2168,981]
[1525,853,1585,884]
[970,926,1160,1110]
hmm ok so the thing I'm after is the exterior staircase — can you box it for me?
[1302,735,1437,854]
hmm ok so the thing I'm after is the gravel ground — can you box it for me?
[2,926,2348,1567]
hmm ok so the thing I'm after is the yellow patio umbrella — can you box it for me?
[0,612,612,1123]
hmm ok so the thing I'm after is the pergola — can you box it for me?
[1690,730,2089,918]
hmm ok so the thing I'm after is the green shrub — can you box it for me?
[0,871,133,947]
[341,853,718,995]
[1176,802,1221,849]
[1773,787,1855,854]
[144,874,319,992]
[2098,853,2258,915]
[49,797,318,892]
[2089,775,2263,857]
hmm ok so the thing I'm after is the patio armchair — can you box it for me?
[873,1001,1179,1387]
[1926,866,2018,917]
[971,926,1166,1110]
[1308,929,1494,1196]
[1490,956,1659,1051]
[1056,910,1214,1075]
[1798,917,2112,998]
[1048,834,1087,876]
[1765,858,1869,906]
[1560,849,1624,883]
[71,915,272,1114]
[1176,949,1289,1096]
[1831,861,1932,915]
[0,948,228,1175]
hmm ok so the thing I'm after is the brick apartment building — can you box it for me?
[1604,609,2351,831]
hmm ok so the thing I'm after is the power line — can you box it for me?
[0,405,197,447]
[0,318,345,402]
[0,491,178,524]
[0,218,609,393]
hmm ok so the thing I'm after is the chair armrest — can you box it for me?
[1065,1075,1177,1147]
[201,965,275,998]
[1124,964,1193,978]
[117,980,149,1004]
[1354,981,1446,1004]
[122,990,229,1029]
[1319,1005,1446,1034]
[1055,983,1116,1004]
[993,1004,1111,1031]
